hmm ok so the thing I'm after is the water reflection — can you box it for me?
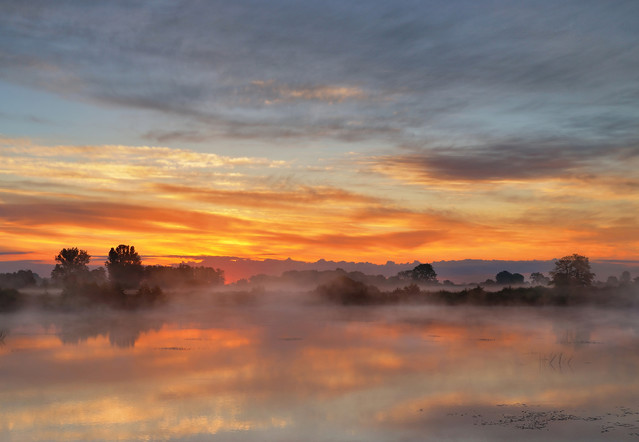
[1,303,639,440]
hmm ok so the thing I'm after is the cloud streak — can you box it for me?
[2,1,638,146]
[361,141,639,184]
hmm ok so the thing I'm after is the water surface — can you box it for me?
[1,296,639,441]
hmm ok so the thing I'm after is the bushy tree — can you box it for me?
[495,270,525,285]
[550,254,595,287]
[530,272,550,286]
[397,263,438,283]
[605,276,619,287]
[105,245,143,289]
[51,247,91,285]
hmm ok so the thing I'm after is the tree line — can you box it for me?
[399,254,634,288]
[235,253,636,290]
[52,245,225,290]
[317,254,639,307]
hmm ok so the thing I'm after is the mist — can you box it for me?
[2,267,639,440]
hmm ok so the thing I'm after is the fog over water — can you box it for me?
[1,287,639,441]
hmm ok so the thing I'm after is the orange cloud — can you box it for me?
[152,183,384,210]
[1,137,638,267]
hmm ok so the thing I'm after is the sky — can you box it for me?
[1,0,639,273]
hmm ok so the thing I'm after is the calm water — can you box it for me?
[1,294,639,441]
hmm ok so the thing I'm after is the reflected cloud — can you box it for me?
[2,304,639,440]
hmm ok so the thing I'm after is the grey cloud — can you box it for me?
[366,141,639,182]
[1,0,638,145]
[0,250,32,256]
[142,129,211,144]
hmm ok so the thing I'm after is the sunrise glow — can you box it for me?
[1,1,638,275]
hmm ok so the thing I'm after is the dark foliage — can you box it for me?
[316,276,639,308]
[315,276,381,305]
[105,245,144,289]
[397,263,438,283]
[550,254,595,287]
[0,270,37,289]
[530,272,550,286]
[432,286,548,306]
[56,282,166,311]
[51,247,91,285]
[144,263,224,287]
[0,288,24,312]
[495,270,525,285]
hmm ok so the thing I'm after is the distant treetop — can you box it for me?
[51,247,91,285]
[550,254,595,287]
[397,263,438,283]
[106,244,143,289]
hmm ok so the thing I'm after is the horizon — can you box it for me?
[3,253,638,285]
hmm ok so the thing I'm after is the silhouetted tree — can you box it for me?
[89,267,108,284]
[143,263,224,287]
[0,270,37,289]
[316,275,380,305]
[530,272,550,286]
[495,270,524,285]
[105,245,143,289]
[413,263,438,282]
[550,254,595,287]
[620,271,631,286]
[51,247,91,286]
[397,263,438,283]
[605,276,619,287]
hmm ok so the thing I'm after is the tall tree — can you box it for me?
[51,247,91,285]
[105,244,143,289]
[550,254,595,287]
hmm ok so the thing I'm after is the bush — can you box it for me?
[316,276,380,305]
[0,288,24,312]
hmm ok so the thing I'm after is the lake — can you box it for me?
[1,293,639,441]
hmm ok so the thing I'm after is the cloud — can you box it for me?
[249,80,367,104]
[0,250,32,256]
[1,133,638,264]
[361,142,639,184]
[0,139,289,198]
[0,198,253,235]
[1,140,285,168]
[152,183,385,211]
[2,1,637,145]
